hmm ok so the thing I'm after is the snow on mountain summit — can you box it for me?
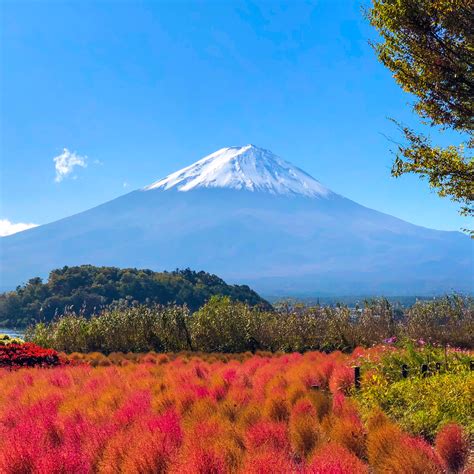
[144,145,331,197]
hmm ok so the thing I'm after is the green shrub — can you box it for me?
[357,372,474,440]
[359,341,472,383]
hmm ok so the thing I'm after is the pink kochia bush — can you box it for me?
[0,348,455,473]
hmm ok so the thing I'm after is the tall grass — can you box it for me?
[26,295,473,354]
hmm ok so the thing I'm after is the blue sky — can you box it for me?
[1,0,468,234]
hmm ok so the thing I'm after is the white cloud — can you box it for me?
[53,148,87,182]
[0,219,38,237]
[123,181,130,188]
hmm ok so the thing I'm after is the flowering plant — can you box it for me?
[0,343,68,369]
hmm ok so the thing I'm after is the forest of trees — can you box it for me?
[0,265,270,328]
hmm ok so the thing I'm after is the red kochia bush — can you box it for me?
[0,343,67,369]
[307,442,369,473]
[329,365,354,395]
[242,450,297,474]
[245,420,290,453]
[435,423,469,473]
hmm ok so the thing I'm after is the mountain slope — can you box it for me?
[145,145,331,197]
[1,145,472,295]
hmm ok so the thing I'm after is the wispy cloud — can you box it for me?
[0,219,38,237]
[54,148,87,182]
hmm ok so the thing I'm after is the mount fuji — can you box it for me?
[144,144,331,197]
[1,145,472,295]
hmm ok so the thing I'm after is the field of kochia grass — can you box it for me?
[0,346,471,473]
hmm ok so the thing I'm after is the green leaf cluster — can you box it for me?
[367,0,473,223]
[358,372,474,439]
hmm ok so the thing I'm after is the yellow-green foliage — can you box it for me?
[0,334,24,346]
[358,371,474,440]
[354,343,473,440]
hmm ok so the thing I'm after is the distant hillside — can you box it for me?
[0,265,270,328]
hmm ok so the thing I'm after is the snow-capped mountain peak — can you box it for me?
[144,145,331,197]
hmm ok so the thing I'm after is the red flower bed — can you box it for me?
[0,343,67,369]
[0,349,469,473]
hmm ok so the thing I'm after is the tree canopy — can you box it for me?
[367,0,473,222]
[0,265,270,328]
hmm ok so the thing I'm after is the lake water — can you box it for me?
[0,328,25,339]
